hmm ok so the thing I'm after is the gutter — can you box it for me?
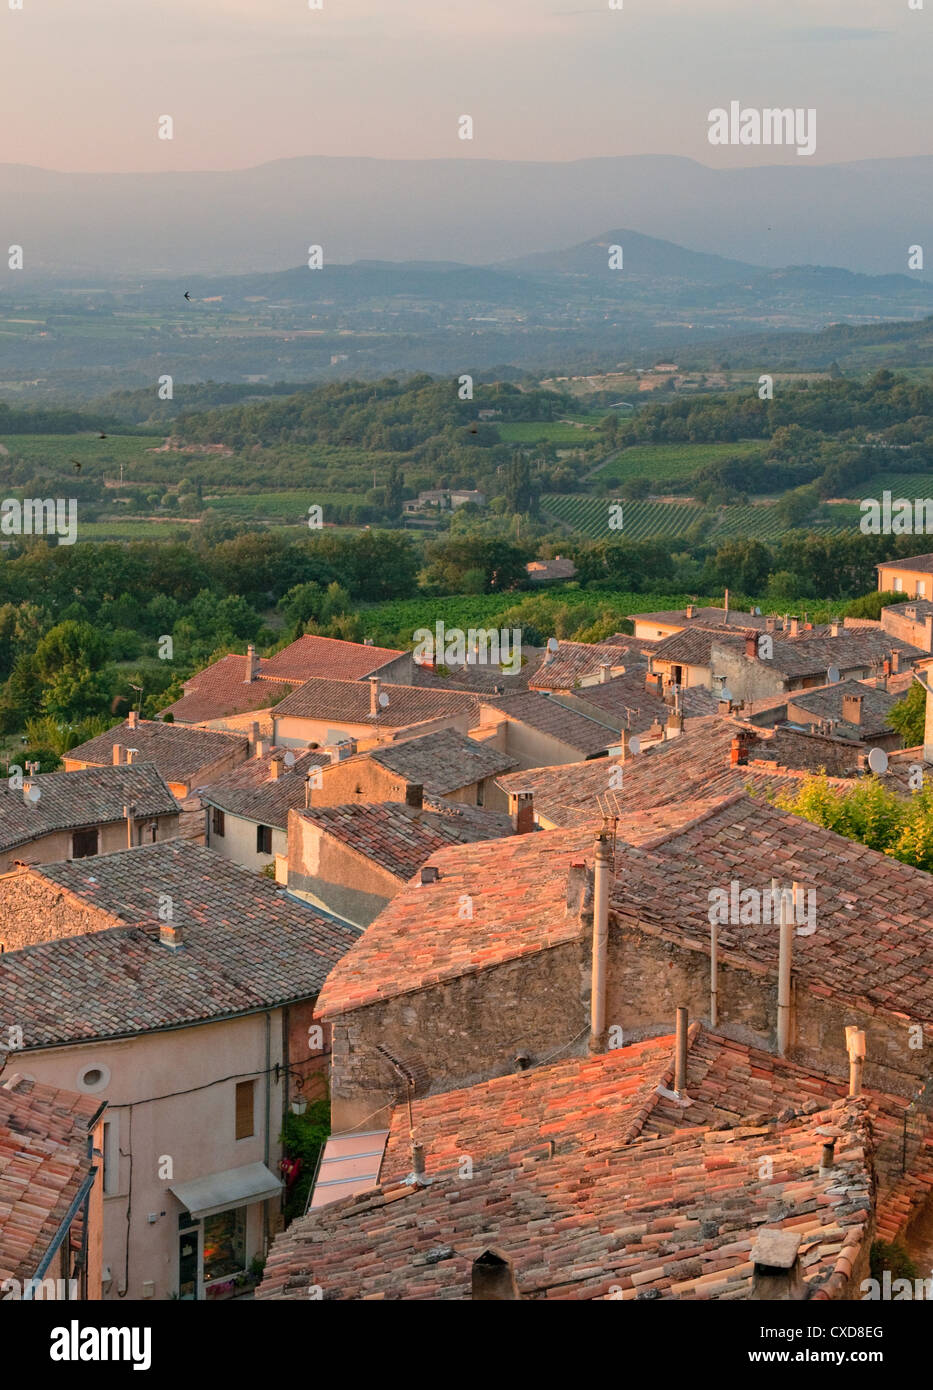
[27,1166,98,1295]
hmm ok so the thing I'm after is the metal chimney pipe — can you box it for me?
[589,834,612,1052]
[674,1007,688,1096]
[776,878,793,1056]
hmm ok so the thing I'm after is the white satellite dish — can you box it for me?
[827,665,840,684]
[629,735,641,756]
[753,606,761,616]
[283,751,296,767]
[868,747,889,775]
[27,785,41,802]
[546,636,559,653]
[720,686,733,703]
[378,692,390,708]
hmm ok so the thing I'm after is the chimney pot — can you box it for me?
[159,920,184,951]
[749,1230,804,1301]
[269,755,284,780]
[127,710,138,730]
[789,616,800,638]
[244,644,260,683]
[420,865,439,885]
[599,661,612,684]
[830,618,840,638]
[369,676,382,717]
[508,790,534,834]
[820,1139,836,1173]
[685,604,695,620]
[674,1007,688,1097]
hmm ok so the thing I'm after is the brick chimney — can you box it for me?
[830,617,840,637]
[685,604,695,620]
[127,710,138,730]
[766,615,776,633]
[159,919,184,952]
[508,790,534,834]
[842,692,863,726]
[789,616,800,638]
[269,755,285,780]
[244,644,259,683]
[369,676,382,716]
[112,744,125,765]
[749,1230,805,1300]
[891,649,901,674]
[745,631,758,660]
[645,671,662,696]
[730,734,749,766]
[472,1249,520,1301]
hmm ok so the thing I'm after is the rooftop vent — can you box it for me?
[420,865,439,885]
[471,1249,520,1301]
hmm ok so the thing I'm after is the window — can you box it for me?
[476,780,485,807]
[920,581,927,598]
[72,827,99,859]
[235,1080,255,1140]
[894,577,903,592]
[212,807,225,838]
[256,824,272,855]
[203,1207,246,1283]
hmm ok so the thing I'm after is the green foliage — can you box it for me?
[279,1097,331,1223]
[870,1240,919,1283]
[889,682,925,747]
[776,773,933,872]
[844,590,902,620]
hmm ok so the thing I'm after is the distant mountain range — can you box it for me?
[1,154,931,280]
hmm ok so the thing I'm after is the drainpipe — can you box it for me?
[776,878,793,1056]
[710,917,719,1029]
[264,1011,272,1256]
[589,833,612,1052]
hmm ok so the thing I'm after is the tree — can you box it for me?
[33,620,113,721]
[889,682,925,747]
[504,453,537,516]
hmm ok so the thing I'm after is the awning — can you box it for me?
[170,1162,283,1220]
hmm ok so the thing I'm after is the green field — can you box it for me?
[596,439,763,483]
[77,520,193,541]
[0,433,164,478]
[496,420,600,444]
[543,493,860,542]
[857,473,933,498]
[205,490,362,520]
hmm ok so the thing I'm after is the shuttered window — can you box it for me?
[235,1080,254,1140]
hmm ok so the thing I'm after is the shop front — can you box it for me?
[171,1162,282,1300]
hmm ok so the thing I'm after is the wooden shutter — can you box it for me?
[235,1080,254,1140]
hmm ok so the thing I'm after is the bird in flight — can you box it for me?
[70,459,81,472]
[184,291,191,301]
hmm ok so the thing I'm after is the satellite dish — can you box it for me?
[546,637,559,653]
[283,751,296,767]
[378,692,390,708]
[720,686,733,703]
[827,665,840,684]
[868,747,889,775]
[753,606,761,616]
[629,735,641,756]
[27,785,41,802]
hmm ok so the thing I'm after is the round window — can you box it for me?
[77,1063,110,1093]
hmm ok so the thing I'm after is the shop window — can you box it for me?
[203,1207,246,1283]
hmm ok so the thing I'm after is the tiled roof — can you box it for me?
[529,641,645,692]
[159,654,293,724]
[526,556,577,581]
[200,748,330,829]
[715,630,925,681]
[786,679,899,737]
[366,729,518,794]
[496,720,852,828]
[0,840,358,1047]
[296,801,512,884]
[877,553,933,575]
[480,690,621,756]
[262,635,405,682]
[558,670,718,726]
[651,627,723,667]
[258,1086,872,1300]
[272,678,479,729]
[65,719,248,784]
[885,599,933,619]
[633,606,769,630]
[0,1075,102,1283]
[409,649,545,696]
[0,763,177,854]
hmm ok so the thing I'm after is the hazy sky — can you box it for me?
[1,0,929,171]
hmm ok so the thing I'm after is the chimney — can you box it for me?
[666,709,684,737]
[127,710,138,730]
[589,833,612,1053]
[674,1007,688,1097]
[269,755,285,780]
[830,617,840,638]
[369,676,382,716]
[745,632,758,660]
[891,649,901,674]
[508,790,535,834]
[846,1026,866,1097]
[645,671,662,696]
[565,859,592,918]
[685,603,695,620]
[789,616,800,638]
[250,721,260,750]
[776,880,793,1056]
[410,1141,426,1183]
[766,615,776,633]
[730,735,748,767]
[842,692,863,726]
[123,803,136,849]
[749,1231,805,1301]
[125,748,138,765]
[112,744,125,766]
[244,644,260,683]
[405,781,424,810]
[420,865,439,885]
[723,588,730,619]
[820,1138,836,1176]
[159,919,184,952]
[598,661,612,684]
[471,1249,520,1301]
[255,737,270,760]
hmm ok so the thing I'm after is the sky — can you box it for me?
[0,0,929,172]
